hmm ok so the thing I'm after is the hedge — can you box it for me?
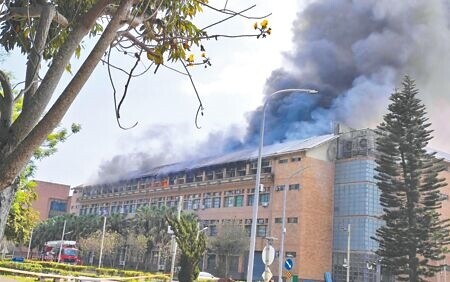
[0,259,168,281]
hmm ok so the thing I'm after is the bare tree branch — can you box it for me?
[23,4,55,110]
[201,4,257,31]
[5,5,69,27]
[181,61,203,129]
[199,1,272,20]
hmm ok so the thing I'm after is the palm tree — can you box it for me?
[133,205,174,270]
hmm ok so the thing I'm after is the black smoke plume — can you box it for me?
[94,0,450,181]
[241,0,450,148]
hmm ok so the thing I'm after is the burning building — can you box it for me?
[72,0,450,279]
[72,127,450,281]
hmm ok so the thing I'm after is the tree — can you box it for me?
[4,175,39,245]
[133,205,173,269]
[2,83,80,244]
[31,214,102,250]
[374,76,450,281]
[209,220,248,278]
[166,212,206,282]
[79,229,121,266]
[0,0,271,241]
[126,231,147,269]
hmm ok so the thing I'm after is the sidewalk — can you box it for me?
[0,277,19,282]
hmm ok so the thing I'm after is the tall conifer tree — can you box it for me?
[374,76,450,281]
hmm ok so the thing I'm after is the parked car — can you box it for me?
[198,272,220,281]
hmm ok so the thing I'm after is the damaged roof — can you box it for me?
[138,133,337,178]
[429,149,450,163]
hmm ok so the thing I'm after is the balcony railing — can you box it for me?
[80,172,273,200]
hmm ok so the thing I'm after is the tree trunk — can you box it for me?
[0,180,18,243]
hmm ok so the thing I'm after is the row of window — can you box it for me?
[274,217,298,223]
[79,183,301,216]
[278,156,302,164]
[80,160,278,197]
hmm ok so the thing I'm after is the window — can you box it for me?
[257,225,267,237]
[285,251,297,258]
[289,184,300,190]
[229,256,239,272]
[212,197,221,208]
[287,217,298,223]
[224,196,234,208]
[235,195,244,207]
[209,225,218,236]
[48,200,68,218]
[49,200,67,212]
[274,218,282,224]
[192,199,200,209]
[203,197,212,209]
[247,195,254,206]
[260,193,270,205]
[215,170,224,179]
[195,173,203,182]
[263,167,272,173]
[226,169,236,178]
[276,185,285,191]
[207,254,216,271]
[278,159,288,164]
[291,156,301,162]
[186,174,194,183]
[244,225,252,237]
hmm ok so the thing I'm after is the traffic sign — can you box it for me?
[284,258,294,270]
[262,245,275,265]
[284,270,292,279]
[262,268,272,281]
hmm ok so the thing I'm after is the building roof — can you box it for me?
[431,149,450,163]
[137,134,337,178]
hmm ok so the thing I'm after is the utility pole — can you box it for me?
[170,195,183,282]
[57,220,67,263]
[27,228,33,259]
[98,215,107,268]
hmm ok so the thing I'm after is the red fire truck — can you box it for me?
[42,240,80,264]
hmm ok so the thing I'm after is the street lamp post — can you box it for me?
[98,215,107,268]
[196,226,209,271]
[170,195,183,282]
[246,89,318,282]
[197,226,209,240]
[57,220,73,263]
